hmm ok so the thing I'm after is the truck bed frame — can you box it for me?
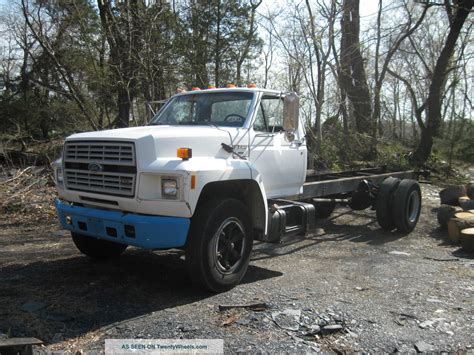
[302,167,416,199]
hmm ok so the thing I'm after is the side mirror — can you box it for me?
[283,92,299,140]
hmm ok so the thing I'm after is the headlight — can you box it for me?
[161,178,178,199]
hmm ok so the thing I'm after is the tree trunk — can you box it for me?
[413,0,472,165]
[340,0,373,158]
[214,0,221,87]
[117,88,131,128]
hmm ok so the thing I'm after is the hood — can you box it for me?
[66,125,243,158]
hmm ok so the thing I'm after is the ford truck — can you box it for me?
[53,87,422,292]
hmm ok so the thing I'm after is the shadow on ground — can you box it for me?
[252,209,408,261]
[0,249,281,344]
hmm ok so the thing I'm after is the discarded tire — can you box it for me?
[466,182,474,199]
[391,179,422,233]
[376,177,400,231]
[459,197,474,211]
[437,205,462,229]
[460,228,474,252]
[439,185,467,206]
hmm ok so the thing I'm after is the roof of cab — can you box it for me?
[172,87,283,98]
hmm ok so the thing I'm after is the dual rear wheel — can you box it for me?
[376,178,421,233]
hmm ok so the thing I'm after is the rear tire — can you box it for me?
[376,177,401,230]
[72,232,128,259]
[391,179,422,233]
[185,198,253,292]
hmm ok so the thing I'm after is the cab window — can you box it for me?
[253,96,283,132]
[253,105,267,132]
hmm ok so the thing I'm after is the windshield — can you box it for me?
[150,92,254,127]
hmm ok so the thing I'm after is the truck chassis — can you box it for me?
[260,167,424,248]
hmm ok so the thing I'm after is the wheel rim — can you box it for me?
[213,217,246,274]
[407,190,421,223]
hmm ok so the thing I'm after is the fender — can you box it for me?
[170,157,269,236]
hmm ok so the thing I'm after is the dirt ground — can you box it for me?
[0,181,473,353]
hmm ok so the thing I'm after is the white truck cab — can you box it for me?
[53,87,422,291]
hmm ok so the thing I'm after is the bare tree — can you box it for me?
[20,0,99,130]
[339,0,372,139]
[371,0,429,138]
[413,0,473,165]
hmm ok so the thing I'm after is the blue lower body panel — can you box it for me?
[55,199,190,249]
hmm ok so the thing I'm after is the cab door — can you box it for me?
[249,94,306,198]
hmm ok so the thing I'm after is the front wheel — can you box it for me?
[72,232,128,259]
[185,198,253,292]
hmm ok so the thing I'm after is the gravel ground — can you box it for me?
[0,183,473,353]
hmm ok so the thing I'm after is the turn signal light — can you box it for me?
[177,148,192,160]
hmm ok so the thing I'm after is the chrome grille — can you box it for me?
[65,170,135,196]
[64,141,136,197]
[64,141,135,166]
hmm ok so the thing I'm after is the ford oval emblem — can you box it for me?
[88,162,103,172]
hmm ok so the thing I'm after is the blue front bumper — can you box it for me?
[55,199,190,249]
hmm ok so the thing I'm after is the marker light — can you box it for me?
[247,83,257,88]
[191,175,196,189]
[191,87,201,91]
[208,85,216,89]
[56,168,64,185]
[226,84,236,88]
[177,148,192,160]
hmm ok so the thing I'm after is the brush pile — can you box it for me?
[0,166,57,223]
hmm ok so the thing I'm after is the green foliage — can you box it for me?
[177,0,262,87]
[0,0,263,140]
[375,141,413,170]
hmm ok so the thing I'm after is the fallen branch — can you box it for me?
[0,167,33,185]
[2,179,41,208]
[218,302,269,312]
[423,257,459,262]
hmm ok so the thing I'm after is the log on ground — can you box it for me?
[460,227,474,252]
[447,216,474,244]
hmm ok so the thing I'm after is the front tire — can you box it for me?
[185,198,253,292]
[72,232,128,259]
